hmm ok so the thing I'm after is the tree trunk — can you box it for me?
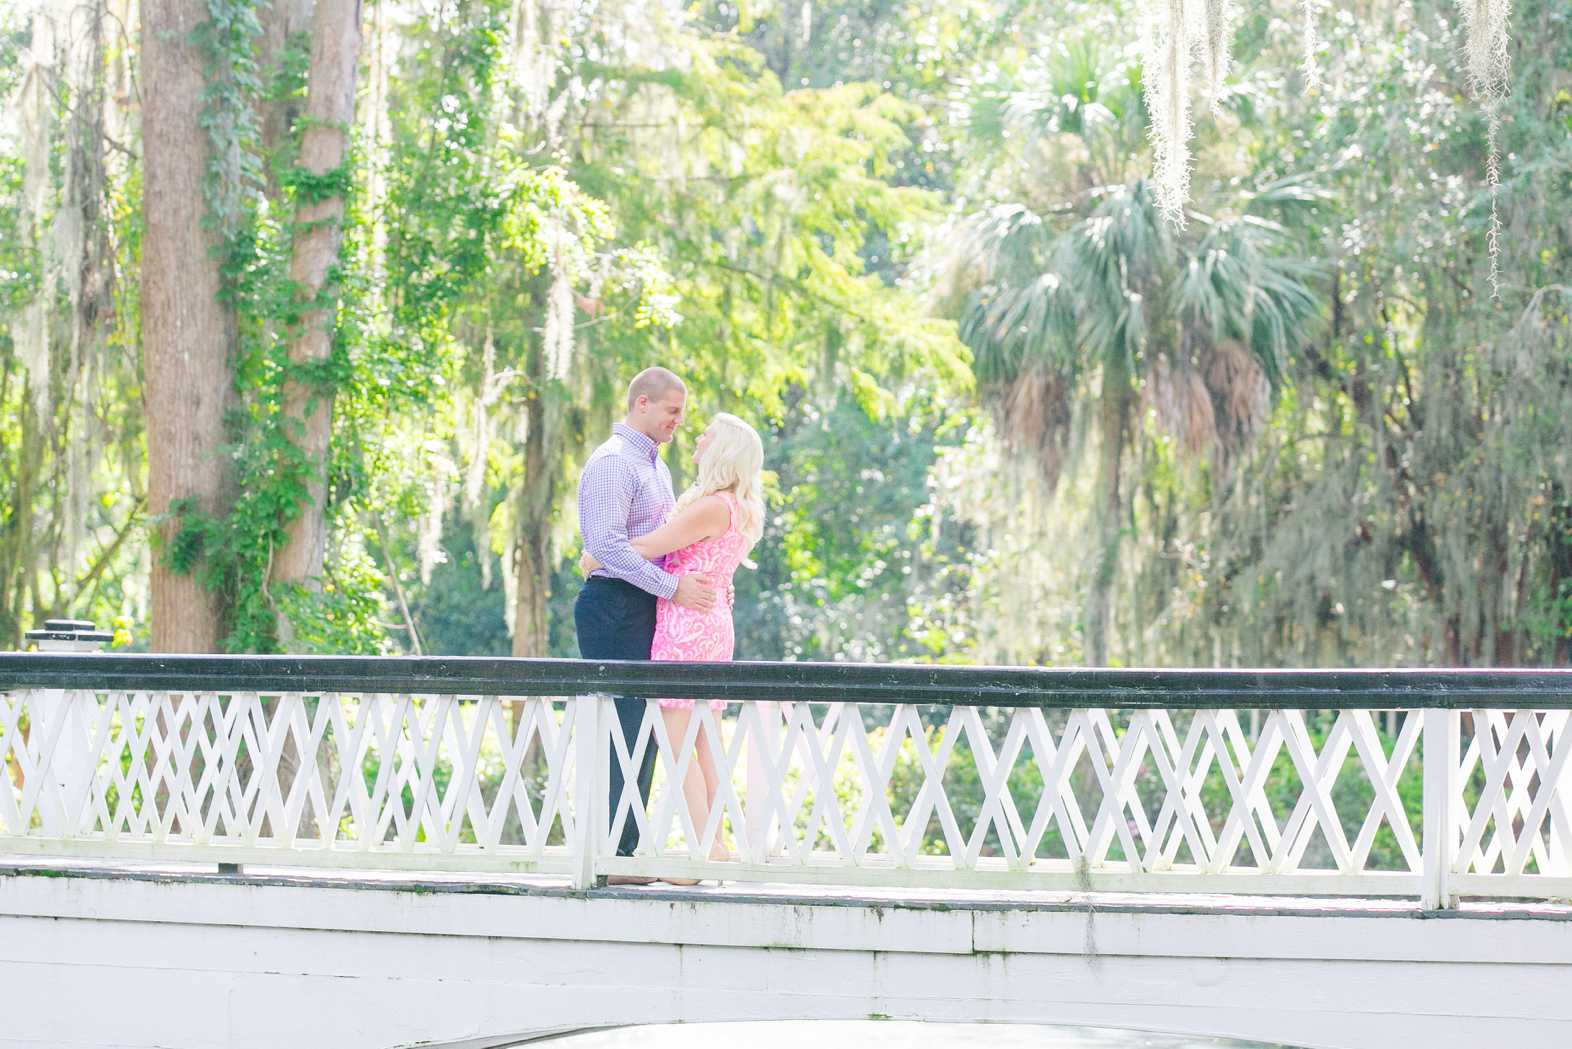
[142,0,234,653]
[271,0,363,602]
[1084,357,1133,667]
[512,368,555,658]
[257,0,317,199]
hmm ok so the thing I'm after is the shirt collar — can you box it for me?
[613,422,659,463]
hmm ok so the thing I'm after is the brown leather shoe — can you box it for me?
[605,875,656,885]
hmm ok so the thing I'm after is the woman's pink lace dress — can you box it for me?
[652,491,749,710]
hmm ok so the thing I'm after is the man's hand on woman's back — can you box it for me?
[672,573,717,612]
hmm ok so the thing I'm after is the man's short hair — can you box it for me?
[626,367,686,412]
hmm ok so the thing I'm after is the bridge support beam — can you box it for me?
[3,865,1570,1049]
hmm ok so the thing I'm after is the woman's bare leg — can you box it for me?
[661,706,713,857]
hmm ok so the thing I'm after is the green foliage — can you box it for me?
[273,528,389,654]
[572,51,971,420]
[7,0,1571,678]
[382,0,517,330]
[282,162,355,206]
[929,0,1572,669]
[1145,0,1572,667]
[194,0,266,235]
[0,3,145,648]
[408,514,511,657]
[193,194,365,652]
[736,392,977,662]
[172,0,630,653]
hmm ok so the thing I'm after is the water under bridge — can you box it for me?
[2,651,1570,1049]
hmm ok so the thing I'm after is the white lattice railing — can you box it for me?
[1,656,1569,906]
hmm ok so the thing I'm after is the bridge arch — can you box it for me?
[497,1019,1295,1049]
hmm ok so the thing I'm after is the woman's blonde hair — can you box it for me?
[675,412,765,559]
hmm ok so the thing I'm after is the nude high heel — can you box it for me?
[708,842,733,886]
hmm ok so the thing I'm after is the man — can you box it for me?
[575,366,716,884]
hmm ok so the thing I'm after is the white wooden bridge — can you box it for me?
[2,651,1571,1049]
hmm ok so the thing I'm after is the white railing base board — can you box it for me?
[0,836,573,875]
[597,856,1426,897]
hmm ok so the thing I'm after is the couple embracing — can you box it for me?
[573,366,764,884]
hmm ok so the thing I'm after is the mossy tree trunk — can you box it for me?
[272,0,364,618]
[142,0,234,653]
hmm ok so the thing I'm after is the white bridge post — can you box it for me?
[30,686,91,838]
[26,621,111,839]
[1421,706,1459,910]
[571,692,602,890]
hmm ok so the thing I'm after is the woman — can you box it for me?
[582,412,764,865]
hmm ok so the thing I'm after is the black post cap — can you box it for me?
[25,620,114,643]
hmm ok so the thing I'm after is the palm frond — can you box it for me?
[1204,336,1271,470]
[1172,214,1317,390]
[955,204,1074,386]
[996,362,1078,492]
[1146,349,1219,456]
[993,37,1148,174]
[955,176,1317,488]
[1058,180,1169,371]
[956,203,1052,287]
[960,273,1076,385]
[1241,173,1336,232]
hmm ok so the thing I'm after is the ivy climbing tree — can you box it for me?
[269,0,362,626]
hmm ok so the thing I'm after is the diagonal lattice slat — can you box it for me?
[0,688,578,874]
[1457,709,1571,878]
[608,702,1449,890]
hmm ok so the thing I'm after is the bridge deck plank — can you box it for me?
[4,855,1569,920]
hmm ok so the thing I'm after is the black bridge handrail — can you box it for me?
[3,653,1572,708]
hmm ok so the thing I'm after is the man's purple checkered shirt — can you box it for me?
[578,422,678,600]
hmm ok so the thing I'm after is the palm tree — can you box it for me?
[956,80,1320,663]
